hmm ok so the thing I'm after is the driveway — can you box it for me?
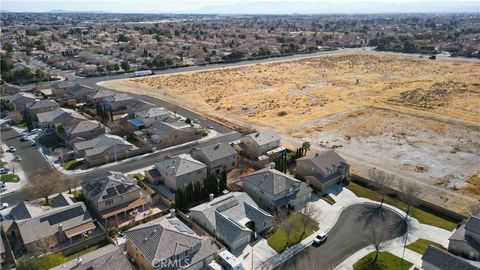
[279,204,407,270]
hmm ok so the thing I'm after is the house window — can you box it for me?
[197,170,202,174]
[232,162,235,166]
[105,200,113,206]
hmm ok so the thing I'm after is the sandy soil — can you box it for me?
[101,51,480,213]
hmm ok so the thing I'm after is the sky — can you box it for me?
[1,0,476,13]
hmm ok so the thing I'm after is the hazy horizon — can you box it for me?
[2,0,479,14]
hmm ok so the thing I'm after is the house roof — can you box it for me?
[189,192,273,236]
[243,168,311,196]
[125,216,202,264]
[244,129,280,146]
[104,93,134,103]
[465,216,480,235]
[155,154,206,177]
[66,120,104,136]
[125,99,156,113]
[51,244,134,270]
[74,134,134,157]
[127,118,145,128]
[3,92,36,104]
[297,150,347,175]
[37,107,86,126]
[87,89,115,99]
[9,201,45,220]
[135,107,171,119]
[26,99,59,110]
[15,202,93,245]
[422,246,479,270]
[192,143,237,163]
[82,171,140,204]
[52,81,75,89]
[67,83,97,98]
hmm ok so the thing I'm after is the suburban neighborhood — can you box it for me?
[1,3,480,270]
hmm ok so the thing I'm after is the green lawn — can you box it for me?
[0,173,20,183]
[322,194,336,204]
[267,212,319,253]
[35,241,108,269]
[63,159,83,170]
[353,251,413,270]
[406,238,446,254]
[15,121,28,129]
[346,182,457,231]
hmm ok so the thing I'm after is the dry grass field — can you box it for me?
[102,51,480,213]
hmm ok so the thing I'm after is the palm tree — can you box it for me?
[0,99,16,112]
[302,141,311,154]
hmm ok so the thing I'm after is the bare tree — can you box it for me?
[281,216,296,252]
[26,168,67,204]
[369,168,395,208]
[368,228,387,265]
[300,203,319,236]
[273,208,289,231]
[398,181,422,219]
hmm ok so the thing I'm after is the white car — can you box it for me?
[0,168,9,174]
[0,203,8,210]
[9,146,16,152]
[14,155,22,161]
[313,232,327,246]
[0,182,6,188]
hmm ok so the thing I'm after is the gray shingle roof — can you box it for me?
[243,168,306,196]
[466,216,480,235]
[135,107,171,119]
[16,202,93,245]
[192,143,237,163]
[245,129,280,146]
[26,99,59,110]
[66,120,104,136]
[155,154,206,177]
[87,89,115,99]
[125,216,202,264]
[422,246,479,270]
[74,134,134,157]
[297,150,347,175]
[82,171,140,204]
[126,100,156,113]
[37,107,86,126]
[215,211,251,244]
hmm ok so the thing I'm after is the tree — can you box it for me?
[281,215,296,251]
[302,141,311,155]
[398,181,421,218]
[25,168,67,205]
[56,124,65,134]
[120,61,130,72]
[368,228,387,265]
[185,118,192,124]
[300,203,318,237]
[0,98,16,112]
[369,168,395,208]
[15,256,39,270]
[96,66,104,75]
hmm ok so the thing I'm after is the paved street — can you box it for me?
[279,204,407,270]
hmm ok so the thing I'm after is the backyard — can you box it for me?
[267,212,319,253]
[353,251,413,270]
[345,181,458,231]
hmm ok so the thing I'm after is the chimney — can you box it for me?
[170,208,176,218]
[209,193,214,201]
[58,223,65,242]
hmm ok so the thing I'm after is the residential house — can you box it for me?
[51,244,133,270]
[240,130,281,159]
[62,120,106,147]
[125,215,220,270]
[191,143,238,175]
[147,120,202,147]
[73,134,137,166]
[189,192,273,251]
[133,107,172,127]
[242,168,312,212]
[86,89,115,105]
[65,83,97,103]
[51,81,75,97]
[2,197,104,258]
[0,234,7,268]
[296,150,350,191]
[82,171,145,225]
[2,92,36,112]
[149,154,207,189]
[125,99,157,115]
[422,246,479,270]
[0,82,21,95]
[25,99,59,120]
[37,107,87,129]
[103,94,135,111]
[449,215,480,261]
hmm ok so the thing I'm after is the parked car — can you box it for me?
[21,135,29,141]
[9,146,16,152]
[0,168,10,174]
[0,182,5,188]
[0,203,8,210]
[14,155,22,161]
[313,232,327,246]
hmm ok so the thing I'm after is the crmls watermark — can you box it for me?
[152,258,191,269]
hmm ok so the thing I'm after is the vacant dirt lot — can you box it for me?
[102,52,480,213]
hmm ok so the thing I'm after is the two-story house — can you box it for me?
[146,120,202,147]
[73,134,137,166]
[81,171,145,226]
[191,143,238,175]
[448,215,480,261]
[125,214,220,270]
[240,129,281,159]
[133,107,172,127]
[150,154,207,190]
[25,99,60,120]
[242,168,312,212]
[37,107,87,129]
[296,150,350,191]
[62,120,107,147]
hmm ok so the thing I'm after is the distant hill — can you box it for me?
[189,1,479,14]
[48,9,110,14]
